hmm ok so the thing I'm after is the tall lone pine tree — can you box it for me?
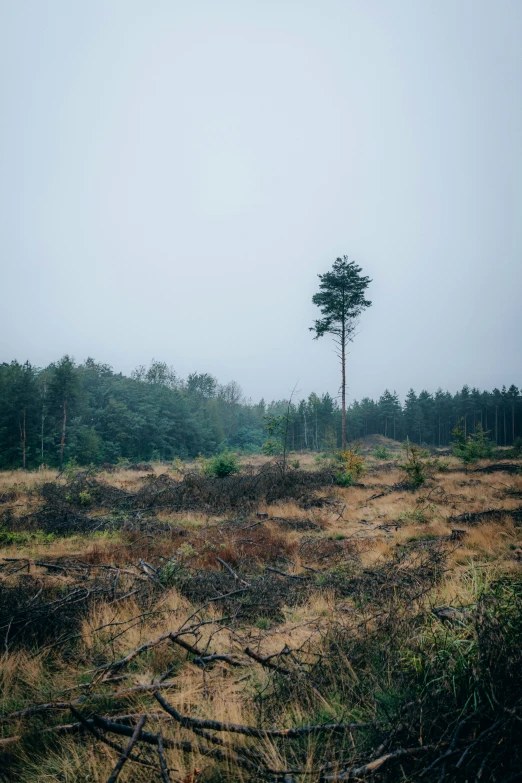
[310,256,372,448]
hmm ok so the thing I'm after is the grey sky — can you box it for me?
[1,0,521,405]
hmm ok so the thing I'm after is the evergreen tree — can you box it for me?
[404,389,420,443]
[378,389,401,439]
[48,356,79,470]
[508,385,519,445]
[0,362,38,469]
[418,390,434,444]
[15,362,39,469]
[1,352,522,468]
[310,257,372,448]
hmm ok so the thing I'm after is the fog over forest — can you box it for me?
[1,0,521,403]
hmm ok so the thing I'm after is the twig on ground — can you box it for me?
[216,557,250,586]
[106,715,146,783]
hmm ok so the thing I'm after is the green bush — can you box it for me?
[0,528,55,546]
[335,471,355,487]
[399,442,429,488]
[63,457,80,481]
[159,558,186,586]
[78,490,93,506]
[262,438,282,456]
[451,421,493,464]
[202,450,240,478]
[373,446,391,460]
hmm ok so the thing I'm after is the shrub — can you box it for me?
[202,450,240,478]
[0,528,55,546]
[451,421,493,464]
[78,489,93,506]
[399,442,429,488]
[373,446,391,460]
[159,558,186,586]
[171,457,186,473]
[398,503,437,524]
[335,471,355,487]
[176,542,198,560]
[335,448,366,479]
[63,457,80,481]
[262,438,282,456]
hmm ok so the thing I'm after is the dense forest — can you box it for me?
[0,356,520,469]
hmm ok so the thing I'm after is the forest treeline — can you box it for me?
[0,356,520,469]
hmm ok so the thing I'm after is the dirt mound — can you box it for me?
[349,434,402,453]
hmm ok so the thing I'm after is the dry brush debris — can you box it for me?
[1,457,522,782]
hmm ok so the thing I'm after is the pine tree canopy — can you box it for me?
[310,256,372,340]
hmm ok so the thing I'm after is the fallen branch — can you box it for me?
[93,619,220,674]
[154,691,371,738]
[106,715,146,783]
[322,744,437,780]
[91,714,294,775]
[69,705,156,770]
[216,557,250,586]
[139,559,162,586]
[207,586,249,602]
[170,635,247,667]
[157,732,171,782]
[265,566,308,581]
[244,646,294,676]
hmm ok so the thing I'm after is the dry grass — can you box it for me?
[0,467,58,492]
[1,455,522,782]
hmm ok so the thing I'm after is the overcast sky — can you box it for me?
[1,0,521,405]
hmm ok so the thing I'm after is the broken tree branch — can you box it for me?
[106,715,146,783]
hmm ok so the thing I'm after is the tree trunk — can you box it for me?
[41,381,46,464]
[341,326,346,449]
[60,398,67,471]
[503,410,506,446]
[20,407,26,470]
[495,406,498,443]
